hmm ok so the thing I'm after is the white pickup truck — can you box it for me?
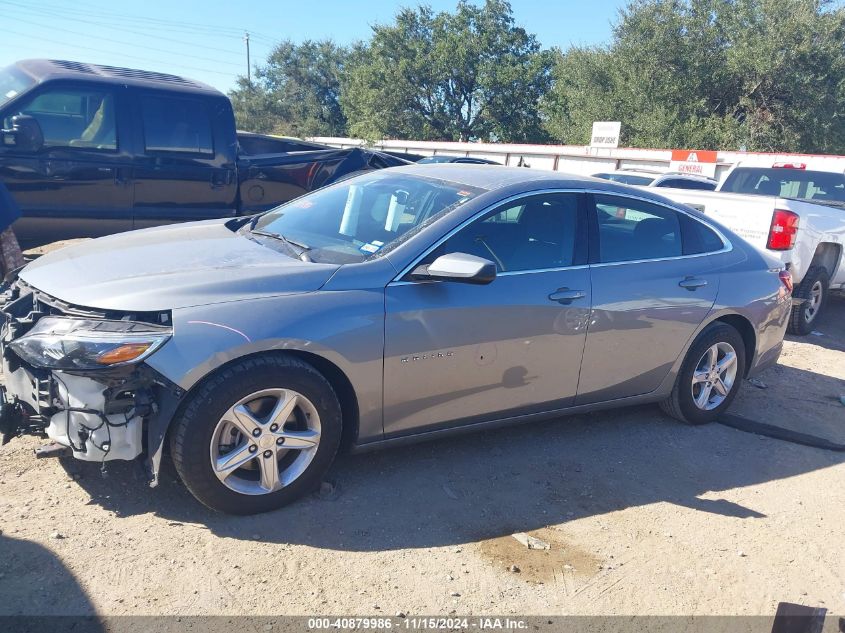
[655,162,845,335]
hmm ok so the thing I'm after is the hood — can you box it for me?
[20,220,340,312]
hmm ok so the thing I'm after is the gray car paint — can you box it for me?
[17,165,790,449]
[19,218,340,311]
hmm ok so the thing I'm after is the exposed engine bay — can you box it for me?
[0,279,182,483]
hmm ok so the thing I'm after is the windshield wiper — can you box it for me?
[250,230,313,262]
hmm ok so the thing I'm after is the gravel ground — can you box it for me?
[0,274,843,618]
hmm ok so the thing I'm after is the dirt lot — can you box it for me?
[0,283,843,618]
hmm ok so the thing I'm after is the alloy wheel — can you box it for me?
[690,342,738,411]
[209,388,321,495]
[804,280,823,323]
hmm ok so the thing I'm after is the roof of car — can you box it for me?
[390,164,689,204]
[13,59,222,96]
[601,169,662,177]
[654,172,717,183]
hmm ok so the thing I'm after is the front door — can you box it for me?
[0,83,133,246]
[383,192,591,437]
[576,194,720,404]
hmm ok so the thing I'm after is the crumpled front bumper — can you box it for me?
[0,346,147,462]
[0,281,183,483]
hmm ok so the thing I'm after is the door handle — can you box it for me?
[114,167,131,187]
[211,169,234,189]
[548,288,586,304]
[679,277,708,290]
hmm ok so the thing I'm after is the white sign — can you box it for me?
[590,121,622,148]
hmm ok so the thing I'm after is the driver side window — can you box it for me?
[423,193,583,273]
[5,87,117,151]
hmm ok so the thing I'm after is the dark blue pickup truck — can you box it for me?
[0,59,407,246]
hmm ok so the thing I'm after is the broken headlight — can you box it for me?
[9,317,171,370]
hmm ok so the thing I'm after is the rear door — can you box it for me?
[575,193,722,405]
[131,91,237,228]
[0,82,133,245]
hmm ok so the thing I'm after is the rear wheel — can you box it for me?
[660,323,746,425]
[170,355,342,514]
[788,266,829,336]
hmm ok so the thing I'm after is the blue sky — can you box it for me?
[1,0,624,93]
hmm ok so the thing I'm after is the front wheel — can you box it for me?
[169,355,342,514]
[788,266,829,336]
[660,323,746,425]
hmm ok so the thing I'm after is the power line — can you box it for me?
[3,26,240,78]
[7,13,245,68]
[0,1,263,56]
[1,0,282,43]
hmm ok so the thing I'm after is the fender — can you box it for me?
[142,289,386,482]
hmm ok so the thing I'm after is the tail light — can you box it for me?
[772,162,806,170]
[778,269,793,294]
[767,209,799,250]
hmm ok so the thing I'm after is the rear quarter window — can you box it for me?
[680,214,725,254]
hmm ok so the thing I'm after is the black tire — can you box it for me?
[660,322,746,425]
[788,266,829,336]
[169,354,342,515]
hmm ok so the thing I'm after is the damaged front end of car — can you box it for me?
[0,280,184,485]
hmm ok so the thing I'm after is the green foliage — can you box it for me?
[340,0,553,142]
[229,39,349,137]
[542,0,845,152]
[230,0,845,154]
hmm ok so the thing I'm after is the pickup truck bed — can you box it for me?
[656,186,845,333]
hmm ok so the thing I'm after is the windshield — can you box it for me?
[0,66,35,109]
[721,167,845,203]
[252,171,483,264]
[593,173,655,186]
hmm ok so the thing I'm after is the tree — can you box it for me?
[229,39,349,137]
[341,0,553,142]
[542,0,845,153]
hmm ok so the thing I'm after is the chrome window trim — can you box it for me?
[499,264,590,276]
[389,188,733,284]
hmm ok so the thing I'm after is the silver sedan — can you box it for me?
[0,166,792,514]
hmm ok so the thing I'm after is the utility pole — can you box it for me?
[243,31,251,85]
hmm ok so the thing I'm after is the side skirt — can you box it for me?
[349,390,668,455]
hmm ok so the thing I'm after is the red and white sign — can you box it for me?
[670,149,718,178]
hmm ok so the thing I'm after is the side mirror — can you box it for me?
[1,115,44,152]
[411,252,497,285]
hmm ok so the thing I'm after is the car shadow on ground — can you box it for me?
[61,389,843,552]
[0,534,103,627]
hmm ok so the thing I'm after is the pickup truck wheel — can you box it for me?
[169,355,342,515]
[788,266,829,336]
[660,323,746,425]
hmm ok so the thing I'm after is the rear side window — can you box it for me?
[721,167,845,202]
[594,195,682,262]
[141,95,213,154]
